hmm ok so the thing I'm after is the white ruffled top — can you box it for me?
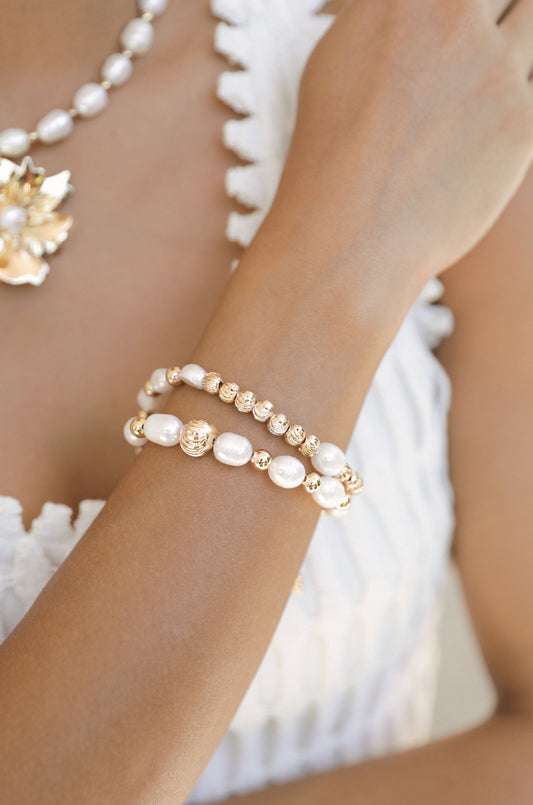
[0,1,456,801]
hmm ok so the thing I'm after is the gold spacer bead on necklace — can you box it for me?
[138,408,149,419]
[219,381,240,403]
[203,372,223,394]
[285,424,306,446]
[250,449,272,470]
[299,434,320,457]
[165,366,182,386]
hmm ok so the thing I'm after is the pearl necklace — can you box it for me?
[0,0,167,286]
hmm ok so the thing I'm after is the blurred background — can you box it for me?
[432,564,496,738]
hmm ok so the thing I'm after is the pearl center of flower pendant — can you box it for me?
[0,204,27,235]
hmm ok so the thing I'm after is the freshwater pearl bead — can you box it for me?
[179,363,207,389]
[120,18,154,56]
[138,0,168,15]
[73,83,109,118]
[213,432,253,467]
[312,476,346,509]
[0,128,30,157]
[144,413,183,446]
[311,442,347,477]
[124,417,147,446]
[0,205,27,234]
[267,455,306,489]
[137,388,157,411]
[36,109,74,144]
[150,367,171,393]
[101,52,133,86]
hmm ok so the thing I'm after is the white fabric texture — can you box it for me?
[0,1,456,801]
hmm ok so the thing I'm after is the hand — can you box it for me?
[270,0,533,285]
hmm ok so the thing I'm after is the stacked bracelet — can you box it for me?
[124,363,364,517]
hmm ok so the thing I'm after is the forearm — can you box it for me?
[0,218,418,803]
[224,712,533,805]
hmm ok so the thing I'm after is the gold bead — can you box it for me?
[285,424,306,446]
[203,372,223,394]
[130,416,147,438]
[292,574,304,596]
[303,472,321,493]
[253,400,274,422]
[336,464,353,484]
[345,471,364,495]
[100,79,112,91]
[138,408,149,419]
[328,495,352,518]
[299,435,320,457]
[219,381,240,404]
[235,390,256,413]
[144,379,158,397]
[165,366,182,386]
[250,449,272,470]
[179,419,217,457]
[267,413,290,436]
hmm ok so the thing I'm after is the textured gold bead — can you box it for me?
[219,381,240,403]
[285,424,306,446]
[336,464,353,484]
[203,372,223,394]
[250,449,272,470]
[253,400,274,422]
[267,413,290,436]
[235,390,256,413]
[165,366,182,386]
[130,416,147,438]
[303,472,322,493]
[328,495,352,518]
[179,419,217,457]
[144,380,158,397]
[299,434,321,457]
[345,471,365,495]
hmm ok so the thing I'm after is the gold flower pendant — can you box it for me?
[0,156,73,286]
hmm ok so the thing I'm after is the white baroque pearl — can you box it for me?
[150,367,171,393]
[312,476,346,509]
[138,0,168,15]
[179,363,207,389]
[311,442,346,477]
[73,83,109,118]
[0,205,27,234]
[213,432,253,466]
[101,52,133,86]
[0,128,30,157]
[268,455,306,489]
[137,388,157,411]
[144,413,183,446]
[120,18,154,55]
[36,109,74,144]
[124,417,147,446]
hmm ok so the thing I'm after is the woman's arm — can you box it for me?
[1,1,532,802]
[201,150,533,805]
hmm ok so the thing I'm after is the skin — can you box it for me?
[0,0,532,802]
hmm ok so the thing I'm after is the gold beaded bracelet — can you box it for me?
[132,363,364,506]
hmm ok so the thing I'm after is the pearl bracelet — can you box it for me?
[125,363,364,516]
[124,412,353,516]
